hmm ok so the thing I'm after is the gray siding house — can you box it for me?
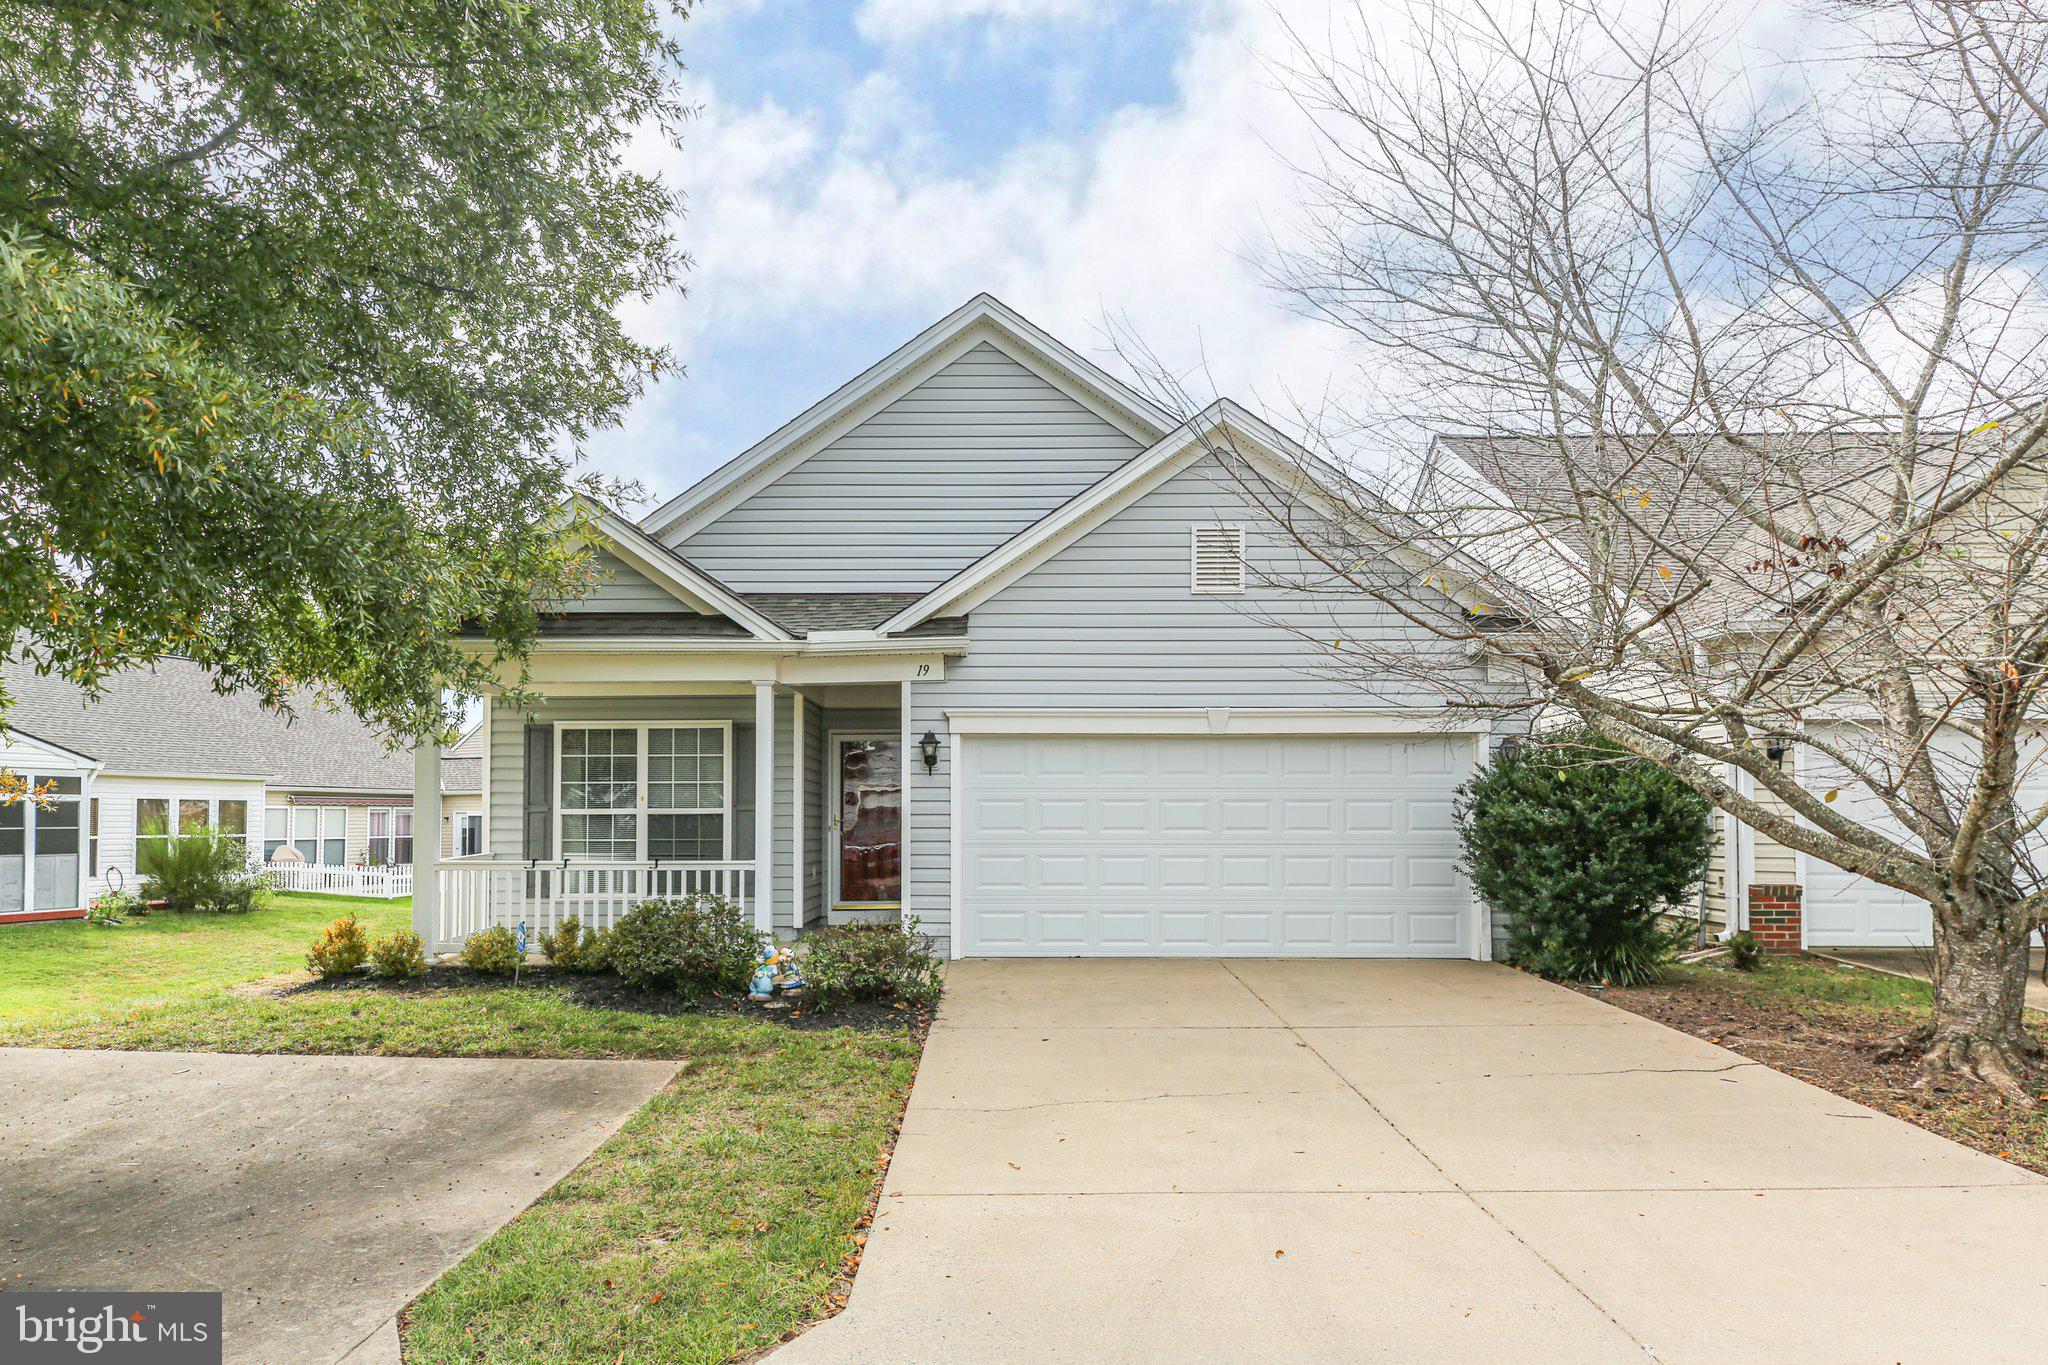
[420,296,1505,959]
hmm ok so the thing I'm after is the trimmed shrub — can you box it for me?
[139,824,266,913]
[1457,731,1712,986]
[369,930,430,980]
[607,893,760,994]
[307,915,370,977]
[539,916,608,973]
[801,919,944,1009]
[461,925,523,975]
[1724,930,1764,972]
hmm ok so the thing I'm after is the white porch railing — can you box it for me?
[432,859,757,947]
[267,864,414,899]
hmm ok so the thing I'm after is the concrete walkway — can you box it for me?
[0,1048,678,1364]
[776,959,2048,1364]
[1821,946,2048,1012]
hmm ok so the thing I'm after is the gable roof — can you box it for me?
[574,500,794,642]
[639,294,1176,542]
[875,400,1489,635]
[1431,431,2011,627]
[1,656,416,791]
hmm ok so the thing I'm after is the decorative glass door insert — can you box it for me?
[836,738,901,906]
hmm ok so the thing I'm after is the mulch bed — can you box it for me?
[267,964,931,1033]
[1571,960,2048,1178]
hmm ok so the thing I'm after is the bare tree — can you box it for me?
[1230,0,2048,1094]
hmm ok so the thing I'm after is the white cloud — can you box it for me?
[855,0,1095,44]
[609,0,1354,499]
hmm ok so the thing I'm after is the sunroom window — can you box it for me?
[560,724,728,861]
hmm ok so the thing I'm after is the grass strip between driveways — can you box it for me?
[0,893,927,1361]
[1585,956,2048,1176]
[402,1032,918,1364]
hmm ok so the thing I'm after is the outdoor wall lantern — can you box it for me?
[919,729,941,774]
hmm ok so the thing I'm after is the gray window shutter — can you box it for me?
[523,724,553,859]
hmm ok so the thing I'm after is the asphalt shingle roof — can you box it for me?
[515,598,969,641]
[741,593,967,639]
[2,657,416,792]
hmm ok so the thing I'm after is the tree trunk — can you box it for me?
[1917,892,2041,1100]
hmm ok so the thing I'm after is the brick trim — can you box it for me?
[1747,883,1803,953]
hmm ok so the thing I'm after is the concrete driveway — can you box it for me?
[0,1048,677,1364]
[777,959,2048,1364]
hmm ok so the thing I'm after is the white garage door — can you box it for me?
[1800,735,2048,948]
[959,734,1476,957]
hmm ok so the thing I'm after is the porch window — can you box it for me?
[292,806,346,865]
[559,723,729,861]
[366,807,412,866]
[139,795,251,865]
[0,775,83,914]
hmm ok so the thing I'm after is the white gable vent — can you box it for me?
[1190,524,1246,595]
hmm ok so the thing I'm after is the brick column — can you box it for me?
[1747,883,1803,953]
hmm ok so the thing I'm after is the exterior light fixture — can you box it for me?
[1765,735,1789,762]
[919,729,941,774]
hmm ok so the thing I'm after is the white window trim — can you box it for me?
[1189,523,1246,595]
[284,803,348,865]
[136,795,251,840]
[365,806,414,868]
[552,720,735,863]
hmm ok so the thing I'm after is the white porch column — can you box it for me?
[412,742,441,946]
[754,680,776,935]
[791,691,806,931]
[901,678,914,923]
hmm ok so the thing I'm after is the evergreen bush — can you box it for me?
[1457,731,1712,985]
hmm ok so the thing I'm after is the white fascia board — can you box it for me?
[0,726,103,771]
[102,768,272,783]
[574,500,793,642]
[876,404,1233,634]
[639,293,1173,541]
[944,707,1489,737]
[525,635,966,656]
[877,399,1497,634]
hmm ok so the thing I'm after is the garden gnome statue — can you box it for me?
[748,943,806,1001]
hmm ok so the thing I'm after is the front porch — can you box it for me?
[411,676,920,953]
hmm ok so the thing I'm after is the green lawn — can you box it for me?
[0,891,411,1027]
[0,892,926,1362]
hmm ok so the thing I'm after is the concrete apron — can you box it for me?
[0,1048,679,1364]
[774,958,2048,1364]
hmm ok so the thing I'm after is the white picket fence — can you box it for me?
[433,859,756,948]
[267,863,414,899]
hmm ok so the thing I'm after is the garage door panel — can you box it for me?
[962,735,1474,958]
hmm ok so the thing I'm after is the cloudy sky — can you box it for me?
[606,0,1349,507]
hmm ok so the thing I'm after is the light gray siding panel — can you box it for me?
[554,548,682,613]
[905,453,1502,948]
[670,342,1145,591]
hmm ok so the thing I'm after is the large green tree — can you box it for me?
[0,0,689,739]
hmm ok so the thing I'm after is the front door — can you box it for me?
[833,736,902,909]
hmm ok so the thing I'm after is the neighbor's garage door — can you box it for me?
[959,734,1475,957]
[1799,735,2048,948]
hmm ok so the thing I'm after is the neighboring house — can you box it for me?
[0,657,472,921]
[422,294,1513,958]
[1441,433,2045,952]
